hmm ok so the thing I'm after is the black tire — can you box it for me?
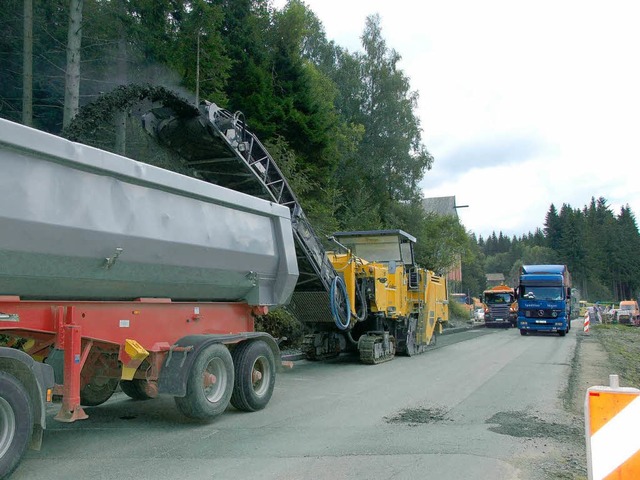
[175,343,234,420]
[559,329,566,337]
[120,379,153,401]
[520,329,527,336]
[230,341,276,412]
[80,377,119,406]
[0,372,33,479]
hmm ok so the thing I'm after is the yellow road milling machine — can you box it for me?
[299,230,450,364]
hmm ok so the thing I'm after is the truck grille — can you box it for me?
[488,304,510,319]
[524,309,557,318]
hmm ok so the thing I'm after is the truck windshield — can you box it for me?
[522,287,564,301]
[485,293,513,304]
[346,240,401,263]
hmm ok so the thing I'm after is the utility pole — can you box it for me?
[22,0,33,126]
[195,29,201,106]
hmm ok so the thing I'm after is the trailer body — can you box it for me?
[0,118,297,305]
[0,118,298,478]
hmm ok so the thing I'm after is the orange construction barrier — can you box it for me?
[585,375,640,479]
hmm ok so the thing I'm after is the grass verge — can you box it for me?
[592,324,640,388]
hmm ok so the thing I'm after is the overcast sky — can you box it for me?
[275,0,640,239]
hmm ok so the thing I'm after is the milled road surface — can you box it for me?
[13,324,582,480]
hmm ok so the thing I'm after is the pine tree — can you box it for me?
[544,204,562,251]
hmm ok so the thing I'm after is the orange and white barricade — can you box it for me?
[585,375,640,479]
[584,312,590,334]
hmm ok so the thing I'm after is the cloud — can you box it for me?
[275,0,640,240]
[422,134,552,187]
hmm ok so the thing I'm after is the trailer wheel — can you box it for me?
[230,341,276,412]
[0,372,33,479]
[120,379,153,401]
[175,343,234,420]
[80,377,119,406]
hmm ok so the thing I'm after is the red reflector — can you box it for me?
[589,392,600,397]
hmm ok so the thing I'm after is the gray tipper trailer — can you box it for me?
[0,117,298,478]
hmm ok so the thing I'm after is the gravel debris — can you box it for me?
[384,406,450,425]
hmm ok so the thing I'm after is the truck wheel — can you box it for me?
[0,372,33,479]
[230,341,276,412]
[175,343,234,420]
[80,377,119,406]
[558,329,566,337]
[120,379,153,401]
[519,329,527,336]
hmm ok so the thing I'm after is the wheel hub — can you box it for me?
[203,358,227,403]
[203,372,217,388]
[251,368,263,384]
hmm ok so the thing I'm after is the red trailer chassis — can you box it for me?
[0,295,280,477]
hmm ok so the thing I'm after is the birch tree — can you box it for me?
[62,0,83,128]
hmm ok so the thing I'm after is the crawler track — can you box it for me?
[358,334,396,365]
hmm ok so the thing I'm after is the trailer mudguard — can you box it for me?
[0,347,54,449]
[158,333,280,397]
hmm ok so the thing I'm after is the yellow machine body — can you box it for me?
[325,230,448,360]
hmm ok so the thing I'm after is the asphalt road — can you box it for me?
[13,324,581,480]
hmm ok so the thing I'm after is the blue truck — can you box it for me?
[517,265,572,336]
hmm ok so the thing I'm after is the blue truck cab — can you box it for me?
[517,265,572,337]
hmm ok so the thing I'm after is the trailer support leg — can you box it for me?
[55,309,88,422]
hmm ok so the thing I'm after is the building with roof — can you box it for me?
[422,196,459,218]
[486,273,506,287]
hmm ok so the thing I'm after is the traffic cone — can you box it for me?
[583,312,590,335]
